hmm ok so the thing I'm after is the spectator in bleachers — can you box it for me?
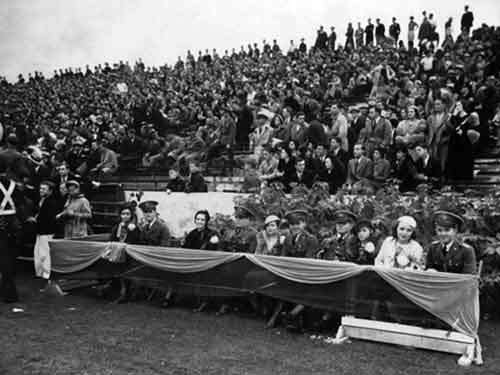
[346,143,373,192]
[286,157,314,190]
[88,139,119,178]
[185,162,207,193]
[394,105,426,146]
[289,112,308,150]
[275,147,295,185]
[360,106,393,157]
[257,146,279,185]
[317,155,346,194]
[371,147,391,190]
[166,168,186,193]
[329,136,349,171]
[427,99,453,178]
[461,5,474,35]
[328,104,349,152]
[414,142,442,185]
[392,146,420,192]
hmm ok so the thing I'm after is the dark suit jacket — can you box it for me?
[322,233,359,262]
[35,195,59,235]
[415,156,441,180]
[317,160,346,193]
[286,170,315,190]
[330,148,349,170]
[185,172,207,193]
[425,241,477,274]
[347,156,373,184]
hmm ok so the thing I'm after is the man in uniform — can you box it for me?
[426,210,477,274]
[0,172,24,303]
[138,201,171,246]
[283,210,319,258]
[322,210,358,262]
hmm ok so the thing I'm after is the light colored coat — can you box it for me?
[63,194,92,239]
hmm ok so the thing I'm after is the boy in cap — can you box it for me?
[282,210,319,258]
[138,201,170,247]
[426,210,477,274]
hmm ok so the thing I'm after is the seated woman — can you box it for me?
[108,203,141,303]
[373,216,424,322]
[249,215,289,328]
[183,210,220,251]
[182,210,221,312]
[316,155,346,194]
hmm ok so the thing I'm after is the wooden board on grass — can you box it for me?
[341,317,474,354]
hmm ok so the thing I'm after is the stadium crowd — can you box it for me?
[0,5,499,197]
[0,6,496,332]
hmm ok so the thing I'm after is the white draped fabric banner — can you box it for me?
[49,239,480,351]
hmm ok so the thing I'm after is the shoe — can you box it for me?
[216,304,229,316]
[193,301,208,313]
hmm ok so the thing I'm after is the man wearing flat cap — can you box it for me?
[425,210,477,274]
[321,210,359,262]
[138,201,170,247]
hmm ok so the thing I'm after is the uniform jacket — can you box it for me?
[425,240,477,274]
[283,230,319,258]
[322,233,359,262]
[140,218,171,247]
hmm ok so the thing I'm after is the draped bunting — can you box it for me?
[49,239,480,357]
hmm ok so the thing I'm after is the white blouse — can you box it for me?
[375,236,424,270]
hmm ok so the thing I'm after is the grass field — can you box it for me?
[1,274,499,375]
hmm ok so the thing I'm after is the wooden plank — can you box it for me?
[341,317,474,355]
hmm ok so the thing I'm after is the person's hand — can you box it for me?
[66,209,75,217]
[166,189,172,194]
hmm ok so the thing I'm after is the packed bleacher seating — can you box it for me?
[0,7,499,197]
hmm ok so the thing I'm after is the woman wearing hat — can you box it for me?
[249,214,290,327]
[375,215,424,270]
[425,211,477,274]
[253,214,287,256]
[56,180,92,239]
